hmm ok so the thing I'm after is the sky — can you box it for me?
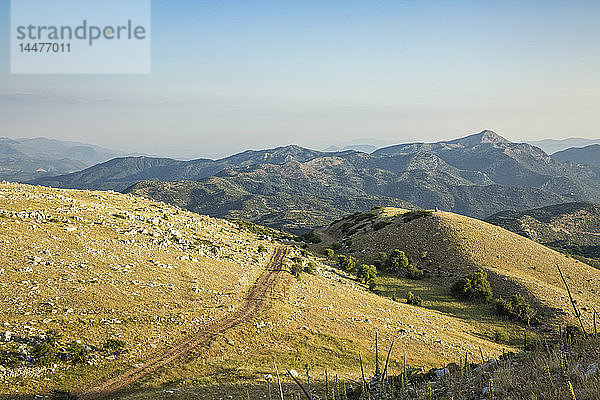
[1,0,599,159]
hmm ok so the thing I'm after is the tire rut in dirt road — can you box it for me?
[81,246,288,400]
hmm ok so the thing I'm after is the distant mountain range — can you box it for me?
[552,144,600,166]
[527,138,600,154]
[28,130,600,232]
[0,137,124,181]
[323,144,379,153]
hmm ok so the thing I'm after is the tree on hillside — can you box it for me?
[375,252,387,268]
[338,255,357,273]
[451,269,493,302]
[356,264,377,286]
[386,249,409,274]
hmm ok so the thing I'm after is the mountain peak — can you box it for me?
[446,130,510,147]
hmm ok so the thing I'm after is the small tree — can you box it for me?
[356,264,377,286]
[257,244,267,253]
[374,252,387,268]
[386,249,409,274]
[290,263,303,281]
[406,263,424,280]
[338,255,357,272]
[406,291,423,306]
[451,269,493,302]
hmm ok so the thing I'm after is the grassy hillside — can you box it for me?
[313,207,600,332]
[0,183,510,397]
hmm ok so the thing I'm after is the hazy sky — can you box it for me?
[1,0,599,159]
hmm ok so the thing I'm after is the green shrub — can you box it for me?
[356,264,377,286]
[324,248,335,259]
[338,255,357,272]
[44,329,62,347]
[33,342,56,365]
[385,249,409,274]
[257,244,267,253]
[340,222,354,232]
[372,221,389,231]
[406,291,423,306]
[451,269,493,302]
[300,231,322,244]
[50,390,78,400]
[494,327,510,343]
[2,353,23,368]
[290,263,303,281]
[103,338,127,355]
[406,263,425,280]
[403,210,433,223]
[495,294,538,325]
[351,212,377,224]
[304,261,317,275]
[66,342,90,364]
[331,242,342,251]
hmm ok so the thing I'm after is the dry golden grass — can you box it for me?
[0,186,523,398]
[319,207,600,331]
[0,182,274,394]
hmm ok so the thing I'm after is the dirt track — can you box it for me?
[81,246,288,400]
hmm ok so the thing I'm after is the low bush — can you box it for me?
[33,342,56,366]
[406,263,425,280]
[355,264,377,286]
[103,338,127,355]
[495,294,538,325]
[50,390,78,400]
[44,329,62,347]
[304,261,317,275]
[67,342,90,364]
[494,327,510,343]
[372,221,389,231]
[402,210,433,223]
[406,291,423,306]
[299,231,322,244]
[451,269,493,302]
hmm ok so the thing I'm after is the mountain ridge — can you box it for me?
[28,130,600,231]
[0,137,125,182]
